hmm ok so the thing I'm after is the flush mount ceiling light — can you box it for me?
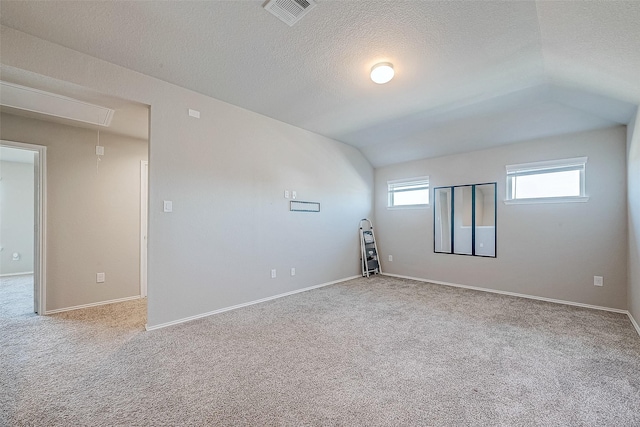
[370,62,394,84]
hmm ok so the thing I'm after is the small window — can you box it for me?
[388,177,429,208]
[505,157,588,204]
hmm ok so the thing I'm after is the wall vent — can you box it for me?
[0,81,114,127]
[263,0,317,26]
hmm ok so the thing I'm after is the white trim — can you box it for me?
[387,176,430,185]
[140,160,148,298]
[504,196,590,205]
[145,275,359,331]
[0,271,34,277]
[381,273,628,314]
[1,140,47,315]
[36,145,47,316]
[387,204,429,210]
[505,156,588,173]
[44,295,142,315]
[629,312,640,337]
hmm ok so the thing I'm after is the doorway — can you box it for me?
[0,141,47,315]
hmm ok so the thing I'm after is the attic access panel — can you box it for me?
[0,81,115,127]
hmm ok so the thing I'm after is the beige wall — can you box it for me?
[0,159,34,275]
[0,113,148,311]
[628,109,640,321]
[375,126,628,310]
[0,26,374,327]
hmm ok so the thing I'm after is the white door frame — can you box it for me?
[1,140,47,314]
[140,160,148,298]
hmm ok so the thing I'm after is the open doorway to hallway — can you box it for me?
[0,73,149,322]
[0,143,44,315]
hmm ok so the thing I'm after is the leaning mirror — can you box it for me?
[434,182,497,257]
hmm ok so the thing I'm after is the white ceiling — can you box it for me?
[0,1,638,167]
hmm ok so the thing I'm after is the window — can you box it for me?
[388,177,429,208]
[505,157,588,204]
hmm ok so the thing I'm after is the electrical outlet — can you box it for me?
[388,255,393,262]
[291,267,296,276]
[96,272,105,283]
[284,190,290,199]
[292,191,297,199]
[95,146,104,156]
[594,276,603,287]
[271,269,277,279]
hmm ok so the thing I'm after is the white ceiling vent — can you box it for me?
[0,81,114,127]
[263,0,317,26]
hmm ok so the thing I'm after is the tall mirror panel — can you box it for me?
[453,185,473,255]
[475,184,496,257]
[434,182,497,258]
[434,187,452,253]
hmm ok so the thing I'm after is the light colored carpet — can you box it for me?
[0,274,35,318]
[1,275,639,426]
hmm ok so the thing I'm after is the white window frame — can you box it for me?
[387,176,430,209]
[504,157,589,205]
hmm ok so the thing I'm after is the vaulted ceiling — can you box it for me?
[1,1,638,167]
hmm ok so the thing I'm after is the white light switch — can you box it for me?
[163,200,173,212]
[292,191,297,199]
[291,267,296,276]
[96,272,105,283]
[96,146,104,156]
[594,276,603,287]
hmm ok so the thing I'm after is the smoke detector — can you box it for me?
[263,0,317,26]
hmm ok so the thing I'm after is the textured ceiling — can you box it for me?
[0,1,638,167]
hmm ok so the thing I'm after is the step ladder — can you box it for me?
[359,218,381,277]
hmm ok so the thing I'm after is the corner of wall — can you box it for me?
[628,107,640,322]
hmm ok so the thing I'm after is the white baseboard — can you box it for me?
[0,271,34,277]
[629,312,640,337]
[382,273,628,314]
[146,275,360,331]
[45,295,142,315]
[383,273,640,338]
